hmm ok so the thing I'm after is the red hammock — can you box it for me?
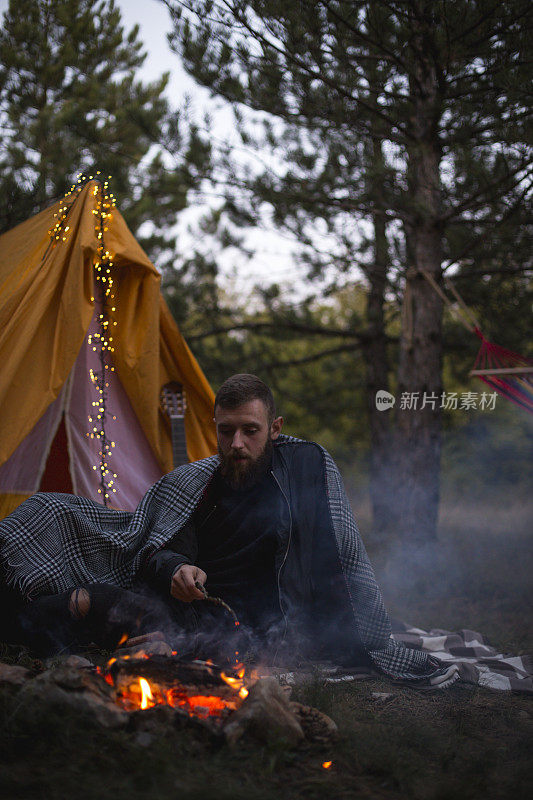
[419,270,533,414]
[471,329,533,414]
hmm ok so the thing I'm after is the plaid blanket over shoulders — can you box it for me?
[0,456,220,600]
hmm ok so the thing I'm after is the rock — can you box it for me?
[371,692,394,701]
[134,731,154,747]
[44,654,94,669]
[0,661,31,686]
[62,654,94,668]
[223,677,304,747]
[129,703,177,732]
[35,665,103,693]
[21,666,127,729]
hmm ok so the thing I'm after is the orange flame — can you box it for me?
[117,633,128,647]
[105,657,255,716]
[322,761,332,770]
[186,695,230,716]
[139,677,154,709]
[220,667,249,700]
[96,663,115,686]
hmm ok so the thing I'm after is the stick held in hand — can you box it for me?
[195,581,240,627]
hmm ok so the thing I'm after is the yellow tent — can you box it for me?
[0,180,217,519]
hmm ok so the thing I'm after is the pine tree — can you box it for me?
[163,0,532,542]
[0,0,210,265]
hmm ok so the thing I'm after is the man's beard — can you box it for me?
[219,437,273,490]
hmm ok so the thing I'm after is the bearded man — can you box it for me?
[0,374,453,685]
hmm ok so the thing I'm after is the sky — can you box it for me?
[116,0,205,102]
[118,0,317,297]
[0,0,330,299]
[120,0,316,296]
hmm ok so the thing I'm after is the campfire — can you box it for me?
[78,641,336,745]
[96,594,258,727]
[0,627,337,747]
[98,653,253,724]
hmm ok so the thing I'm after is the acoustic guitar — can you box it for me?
[160,382,188,468]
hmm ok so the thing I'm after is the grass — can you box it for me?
[0,674,531,800]
[0,496,532,800]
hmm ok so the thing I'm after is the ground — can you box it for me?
[0,497,531,800]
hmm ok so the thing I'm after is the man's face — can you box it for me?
[215,399,283,489]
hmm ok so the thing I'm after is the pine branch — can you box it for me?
[187,321,368,342]
[452,267,533,278]
[449,1,531,48]
[440,163,532,224]
[319,0,421,89]
[261,342,364,369]
[446,0,501,45]
[443,178,533,272]
[180,0,413,141]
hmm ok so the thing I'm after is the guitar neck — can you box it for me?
[170,416,188,468]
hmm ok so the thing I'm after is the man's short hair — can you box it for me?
[214,374,276,423]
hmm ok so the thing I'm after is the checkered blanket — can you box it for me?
[0,435,456,684]
[278,621,532,693]
[392,621,533,693]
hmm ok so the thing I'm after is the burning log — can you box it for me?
[105,654,337,744]
[113,631,173,659]
[107,655,246,721]
[108,655,237,689]
[115,640,173,659]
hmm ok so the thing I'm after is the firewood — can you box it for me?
[114,640,173,659]
[109,656,233,688]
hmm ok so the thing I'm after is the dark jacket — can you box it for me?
[143,441,377,663]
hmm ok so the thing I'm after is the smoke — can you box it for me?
[348,406,533,634]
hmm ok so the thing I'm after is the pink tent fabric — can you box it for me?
[0,315,163,511]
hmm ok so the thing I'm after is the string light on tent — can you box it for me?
[47,173,91,244]
[49,173,119,507]
[87,176,118,505]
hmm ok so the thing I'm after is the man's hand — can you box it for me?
[170,564,207,601]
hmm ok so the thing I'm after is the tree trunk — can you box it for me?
[394,55,444,543]
[362,141,394,540]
